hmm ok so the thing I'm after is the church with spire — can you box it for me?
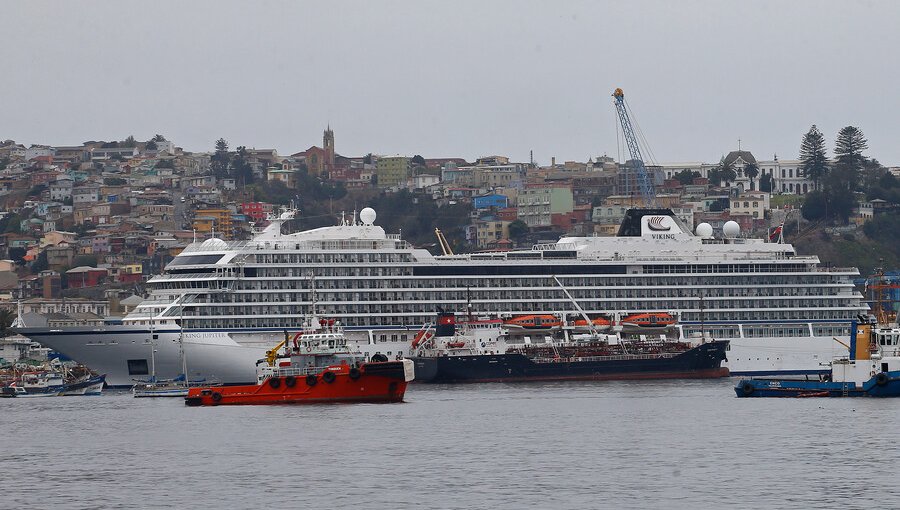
[296,125,337,177]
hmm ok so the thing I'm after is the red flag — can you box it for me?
[769,225,782,241]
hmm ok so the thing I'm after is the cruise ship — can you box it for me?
[17,207,867,386]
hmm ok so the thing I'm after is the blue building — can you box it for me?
[473,194,508,210]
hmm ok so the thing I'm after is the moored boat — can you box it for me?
[60,374,106,396]
[410,312,729,383]
[185,318,414,406]
[735,319,900,397]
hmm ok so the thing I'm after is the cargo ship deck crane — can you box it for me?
[612,88,657,208]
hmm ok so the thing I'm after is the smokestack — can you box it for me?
[435,311,456,337]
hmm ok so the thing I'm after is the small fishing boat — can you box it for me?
[736,318,900,397]
[132,316,208,397]
[185,317,414,406]
[0,385,56,398]
[60,374,106,396]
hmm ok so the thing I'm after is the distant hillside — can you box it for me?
[789,223,900,277]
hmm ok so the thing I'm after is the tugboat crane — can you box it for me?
[612,88,657,208]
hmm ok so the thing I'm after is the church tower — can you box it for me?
[323,125,335,168]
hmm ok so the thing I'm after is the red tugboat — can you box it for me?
[185,319,414,406]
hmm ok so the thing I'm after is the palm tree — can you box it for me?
[716,158,737,186]
[744,162,759,191]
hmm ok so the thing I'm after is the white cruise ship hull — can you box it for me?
[17,326,414,387]
[18,324,846,386]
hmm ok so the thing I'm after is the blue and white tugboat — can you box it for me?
[736,318,900,398]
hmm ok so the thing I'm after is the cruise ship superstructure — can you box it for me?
[17,207,867,386]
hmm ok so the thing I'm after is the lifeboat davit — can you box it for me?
[620,312,676,332]
[184,360,415,406]
[503,314,562,331]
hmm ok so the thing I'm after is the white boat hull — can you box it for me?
[17,326,413,387]
[17,324,848,385]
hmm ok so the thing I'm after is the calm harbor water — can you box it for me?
[2,378,899,509]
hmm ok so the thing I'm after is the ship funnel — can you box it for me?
[435,312,456,337]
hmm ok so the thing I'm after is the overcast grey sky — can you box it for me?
[2,0,899,165]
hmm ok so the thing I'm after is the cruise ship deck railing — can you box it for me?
[180,239,411,253]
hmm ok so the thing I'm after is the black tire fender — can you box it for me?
[269,377,281,389]
[211,391,222,402]
[322,371,336,384]
[876,372,889,386]
[349,367,361,380]
[284,375,296,388]
[306,374,317,387]
[741,381,754,396]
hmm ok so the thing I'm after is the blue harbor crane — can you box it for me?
[612,88,657,208]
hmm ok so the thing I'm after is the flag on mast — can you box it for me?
[769,223,784,243]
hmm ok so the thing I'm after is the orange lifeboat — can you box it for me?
[621,312,676,329]
[185,360,414,406]
[503,314,562,330]
[572,317,612,330]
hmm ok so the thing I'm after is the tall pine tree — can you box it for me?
[211,138,230,179]
[833,126,868,191]
[799,125,828,191]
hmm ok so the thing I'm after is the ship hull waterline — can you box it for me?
[17,326,844,387]
[410,341,730,384]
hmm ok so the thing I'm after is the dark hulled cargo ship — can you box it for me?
[410,312,729,383]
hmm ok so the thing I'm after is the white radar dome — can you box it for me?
[360,207,377,225]
[201,237,228,249]
[695,222,714,239]
[723,220,741,238]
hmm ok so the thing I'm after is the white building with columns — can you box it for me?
[655,150,814,195]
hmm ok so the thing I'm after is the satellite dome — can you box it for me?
[695,223,714,239]
[360,207,376,225]
[201,237,228,250]
[723,221,741,238]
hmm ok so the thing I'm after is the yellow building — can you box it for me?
[192,208,235,239]
[475,219,510,248]
[376,156,410,188]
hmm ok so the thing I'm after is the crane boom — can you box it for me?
[612,88,656,207]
